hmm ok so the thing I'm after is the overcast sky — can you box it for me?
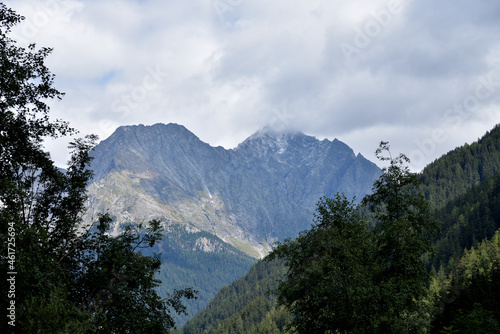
[5,0,500,171]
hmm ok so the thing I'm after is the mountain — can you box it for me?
[179,124,500,333]
[84,122,381,325]
[87,123,381,258]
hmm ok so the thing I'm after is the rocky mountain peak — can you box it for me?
[87,123,382,258]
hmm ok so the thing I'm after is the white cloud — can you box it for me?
[4,0,500,171]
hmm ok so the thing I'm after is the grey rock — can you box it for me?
[87,123,381,257]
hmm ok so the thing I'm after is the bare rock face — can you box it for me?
[87,123,381,258]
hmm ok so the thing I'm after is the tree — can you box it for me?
[430,229,500,333]
[268,142,439,333]
[73,214,197,333]
[267,194,375,334]
[0,4,195,333]
[362,141,440,332]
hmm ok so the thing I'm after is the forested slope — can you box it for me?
[146,223,256,326]
[429,229,500,333]
[178,259,287,334]
[419,124,500,210]
[431,173,500,270]
[416,124,500,270]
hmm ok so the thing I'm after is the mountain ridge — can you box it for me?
[87,122,381,257]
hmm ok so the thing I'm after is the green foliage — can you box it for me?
[268,142,439,333]
[431,172,500,271]
[0,4,194,333]
[74,214,196,333]
[414,124,500,272]
[439,304,500,334]
[267,194,375,333]
[151,224,255,326]
[362,142,440,332]
[411,122,500,283]
[419,124,500,211]
[430,229,500,333]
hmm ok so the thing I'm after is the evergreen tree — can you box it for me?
[430,229,500,333]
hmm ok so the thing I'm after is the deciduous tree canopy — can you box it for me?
[268,142,440,334]
[0,4,195,333]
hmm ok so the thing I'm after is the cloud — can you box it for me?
[4,0,500,171]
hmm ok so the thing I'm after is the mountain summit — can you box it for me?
[87,123,381,257]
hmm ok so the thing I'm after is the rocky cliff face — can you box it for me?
[86,123,381,257]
